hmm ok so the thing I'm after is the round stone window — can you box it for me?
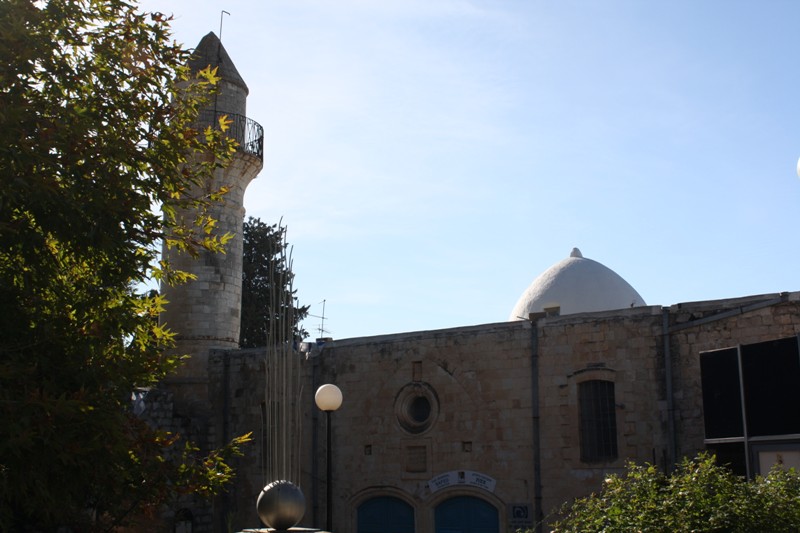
[395,382,438,434]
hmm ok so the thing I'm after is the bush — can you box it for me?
[551,453,800,532]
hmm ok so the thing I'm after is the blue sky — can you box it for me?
[139,0,800,340]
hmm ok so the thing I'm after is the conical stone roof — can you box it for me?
[188,32,249,95]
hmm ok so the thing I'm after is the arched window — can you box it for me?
[357,496,415,533]
[579,380,618,462]
[434,496,498,533]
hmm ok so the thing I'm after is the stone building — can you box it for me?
[154,33,800,533]
[295,263,800,533]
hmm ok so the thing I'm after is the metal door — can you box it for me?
[357,496,415,533]
[434,496,499,533]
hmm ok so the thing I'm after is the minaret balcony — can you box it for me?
[196,109,264,162]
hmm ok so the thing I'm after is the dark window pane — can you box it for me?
[742,337,800,437]
[700,348,743,439]
[409,396,431,423]
[706,442,747,477]
[579,380,618,462]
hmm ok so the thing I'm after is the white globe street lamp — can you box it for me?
[315,384,342,531]
[315,383,343,412]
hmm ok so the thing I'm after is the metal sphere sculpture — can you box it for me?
[256,480,306,530]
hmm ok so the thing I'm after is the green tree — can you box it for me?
[550,453,800,532]
[240,217,309,348]
[0,0,249,530]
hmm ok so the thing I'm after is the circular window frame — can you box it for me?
[395,382,439,435]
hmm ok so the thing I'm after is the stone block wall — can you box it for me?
[535,306,665,518]
[306,322,535,532]
[136,387,216,533]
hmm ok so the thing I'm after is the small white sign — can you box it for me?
[427,470,497,493]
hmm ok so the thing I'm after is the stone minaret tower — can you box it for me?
[161,32,263,414]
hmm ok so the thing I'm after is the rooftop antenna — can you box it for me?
[307,300,330,339]
[320,300,325,338]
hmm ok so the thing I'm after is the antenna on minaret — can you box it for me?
[219,10,230,42]
[212,10,230,120]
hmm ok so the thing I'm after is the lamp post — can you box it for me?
[315,384,342,532]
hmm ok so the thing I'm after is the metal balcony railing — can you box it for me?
[196,110,264,161]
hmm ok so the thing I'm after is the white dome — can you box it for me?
[509,248,645,320]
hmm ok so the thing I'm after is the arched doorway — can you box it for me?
[434,495,499,533]
[357,496,415,533]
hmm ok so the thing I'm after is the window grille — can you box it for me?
[579,380,618,462]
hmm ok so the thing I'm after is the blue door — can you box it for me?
[435,496,499,533]
[357,496,415,533]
